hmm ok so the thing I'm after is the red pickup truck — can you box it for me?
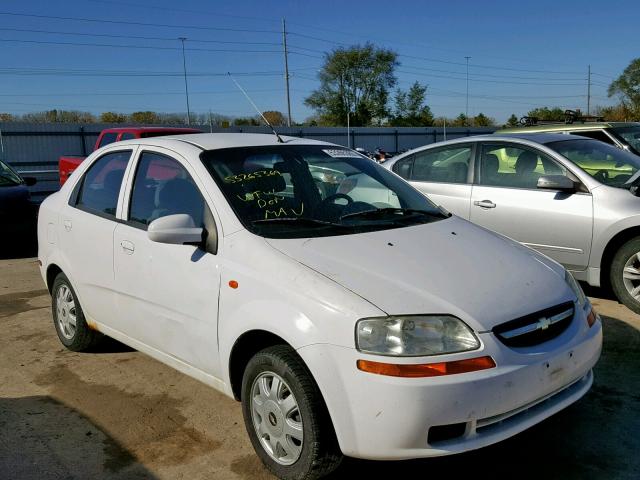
[58,127,202,185]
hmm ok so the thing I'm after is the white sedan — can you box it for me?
[38,133,602,479]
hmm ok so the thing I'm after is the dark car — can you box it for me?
[0,159,38,241]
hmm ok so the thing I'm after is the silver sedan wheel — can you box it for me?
[250,372,304,466]
[622,252,640,300]
[55,284,77,340]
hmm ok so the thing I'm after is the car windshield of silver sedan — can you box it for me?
[201,145,447,238]
[0,160,22,187]
[547,138,640,188]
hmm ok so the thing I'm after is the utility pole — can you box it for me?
[179,37,191,125]
[347,109,350,148]
[208,109,213,133]
[282,18,292,127]
[587,64,591,115]
[465,56,471,120]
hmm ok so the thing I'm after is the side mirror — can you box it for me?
[148,214,203,246]
[22,176,37,186]
[537,175,576,192]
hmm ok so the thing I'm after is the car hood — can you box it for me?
[266,217,572,331]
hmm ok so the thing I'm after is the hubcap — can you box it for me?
[250,372,303,465]
[622,252,640,301]
[55,284,77,340]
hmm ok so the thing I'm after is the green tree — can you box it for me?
[505,114,519,127]
[526,107,565,121]
[100,112,128,123]
[262,110,288,126]
[305,43,398,126]
[130,111,161,124]
[608,58,640,116]
[452,113,470,127]
[390,82,434,126]
[473,112,495,127]
[594,103,636,121]
[234,116,260,126]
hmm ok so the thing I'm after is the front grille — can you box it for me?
[493,302,574,347]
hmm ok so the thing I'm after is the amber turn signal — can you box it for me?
[356,356,496,378]
[586,307,597,327]
[228,280,239,289]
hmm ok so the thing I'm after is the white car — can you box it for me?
[38,133,602,479]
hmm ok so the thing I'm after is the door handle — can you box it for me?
[63,219,72,231]
[120,240,135,254]
[474,200,496,209]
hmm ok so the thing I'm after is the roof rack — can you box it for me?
[519,109,604,127]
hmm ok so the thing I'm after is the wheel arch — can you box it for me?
[228,329,292,401]
[45,263,64,293]
[600,226,640,288]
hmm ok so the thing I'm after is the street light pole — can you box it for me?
[464,56,471,120]
[179,37,191,125]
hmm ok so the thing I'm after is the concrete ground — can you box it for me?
[0,256,638,480]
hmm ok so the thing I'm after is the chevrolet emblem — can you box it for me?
[538,317,552,330]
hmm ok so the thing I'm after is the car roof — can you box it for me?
[500,122,640,133]
[102,127,202,133]
[116,132,335,150]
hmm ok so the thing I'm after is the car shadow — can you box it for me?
[0,395,158,479]
[328,313,640,480]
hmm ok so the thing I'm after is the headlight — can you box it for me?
[565,270,588,309]
[356,315,480,357]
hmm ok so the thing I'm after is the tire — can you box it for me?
[51,273,103,351]
[610,236,640,315]
[241,345,342,480]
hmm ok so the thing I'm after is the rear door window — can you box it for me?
[74,150,131,218]
[409,146,472,184]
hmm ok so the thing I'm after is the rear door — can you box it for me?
[469,141,593,270]
[60,149,134,323]
[392,143,474,218]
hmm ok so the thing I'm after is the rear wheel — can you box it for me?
[610,237,640,314]
[51,273,102,351]
[241,345,342,480]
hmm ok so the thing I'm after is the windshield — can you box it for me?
[546,138,640,188]
[611,126,640,155]
[0,160,22,187]
[201,145,447,238]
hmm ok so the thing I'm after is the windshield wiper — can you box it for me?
[339,207,447,221]
[252,217,351,228]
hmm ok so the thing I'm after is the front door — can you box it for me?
[469,142,593,270]
[113,148,222,377]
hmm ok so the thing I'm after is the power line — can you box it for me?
[0,11,281,34]
[0,37,282,53]
[0,27,282,46]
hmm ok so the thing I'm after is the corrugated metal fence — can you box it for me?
[0,123,496,201]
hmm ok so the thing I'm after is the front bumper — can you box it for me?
[297,316,602,460]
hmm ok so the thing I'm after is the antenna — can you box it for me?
[227,72,284,143]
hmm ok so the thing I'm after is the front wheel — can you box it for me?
[241,345,342,480]
[610,237,640,314]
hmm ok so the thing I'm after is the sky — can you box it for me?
[0,0,638,123]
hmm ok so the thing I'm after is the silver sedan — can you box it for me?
[383,132,640,314]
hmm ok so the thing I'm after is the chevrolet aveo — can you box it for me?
[38,133,602,479]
